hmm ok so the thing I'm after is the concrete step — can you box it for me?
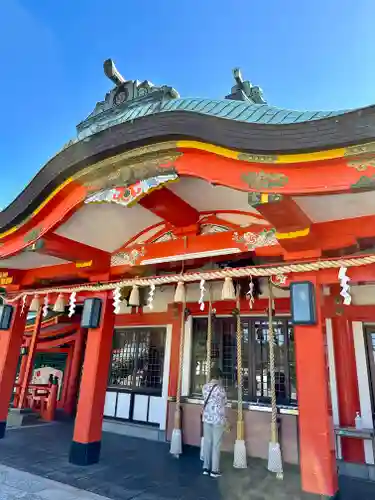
[7,408,40,428]
[339,476,375,500]
[103,419,165,442]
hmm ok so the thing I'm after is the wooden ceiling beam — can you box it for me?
[250,194,316,251]
[31,233,110,268]
[139,187,199,228]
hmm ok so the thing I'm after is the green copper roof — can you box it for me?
[162,98,347,124]
[77,96,348,140]
[75,62,348,140]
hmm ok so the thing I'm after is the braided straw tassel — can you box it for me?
[200,286,213,461]
[267,278,284,479]
[233,284,248,469]
[170,299,187,458]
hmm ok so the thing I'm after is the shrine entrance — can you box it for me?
[104,327,167,426]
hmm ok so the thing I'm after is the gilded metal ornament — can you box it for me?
[74,143,181,193]
[248,192,283,207]
[347,156,375,172]
[242,171,288,190]
[344,142,375,157]
[238,153,277,164]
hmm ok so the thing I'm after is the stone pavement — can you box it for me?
[0,464,110,500]
[0,422,316,500]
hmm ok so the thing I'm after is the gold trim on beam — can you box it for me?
[2,138,375,242]
[276,227,310,240]
[177,140,375,164]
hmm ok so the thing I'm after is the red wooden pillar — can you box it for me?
[332,316,364,463]
[293,275,338,497]
[69,292,114,465]
[18,307,43,409]
[0,301,28,438]
[65,328,86,415]
[13,351,28,407]
[60,347,73,409]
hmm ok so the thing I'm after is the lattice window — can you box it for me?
[190,317,296,405]
[109,328,165,394]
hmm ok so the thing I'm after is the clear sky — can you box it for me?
[1,0,375,208]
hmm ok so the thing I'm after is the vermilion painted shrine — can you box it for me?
[1,61,375,498]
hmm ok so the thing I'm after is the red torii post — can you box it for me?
[65,327,86,415]
[0,299,29,438]
[18,307,43,409]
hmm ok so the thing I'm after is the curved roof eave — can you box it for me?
[1,105,375,234]
[76,97,350,141]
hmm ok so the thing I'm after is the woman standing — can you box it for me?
[202,366,227,478]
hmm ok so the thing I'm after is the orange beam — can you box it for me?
[5,213,375,290]
[252,196,317,252]
[139,187,199,228]
[175,149,373,196]
[33,233,110,265]
[0,185,87,259]
[36,333,77,350]
[254,197,311,233]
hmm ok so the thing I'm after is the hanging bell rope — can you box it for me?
[267,278,284,479]
[200,285,213,461]
[206,286,213,382]
[170,298,187,458]
[233,284,247,469]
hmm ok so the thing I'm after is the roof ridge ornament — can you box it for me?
[78,59,180,126]
[103,59,127,87]
[226,67,267,105]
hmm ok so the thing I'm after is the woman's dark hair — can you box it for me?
[211,365,223,380]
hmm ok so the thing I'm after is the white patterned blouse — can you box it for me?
[202,381,227,426]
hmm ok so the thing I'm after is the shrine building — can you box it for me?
[2,61,375,498]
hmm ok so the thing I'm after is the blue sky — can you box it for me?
[1,0,375,208]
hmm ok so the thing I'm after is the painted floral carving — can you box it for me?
[351,175,375,190]
[85,174,178,206]
[233,228,277,249]
[271,274,288,287]
[111,247,145,267]
[347,156,375,172]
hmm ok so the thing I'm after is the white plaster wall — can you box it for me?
[352,321,374,464]
[325,319,342,458]
[352,285,375,305]
[142,286,175,313]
